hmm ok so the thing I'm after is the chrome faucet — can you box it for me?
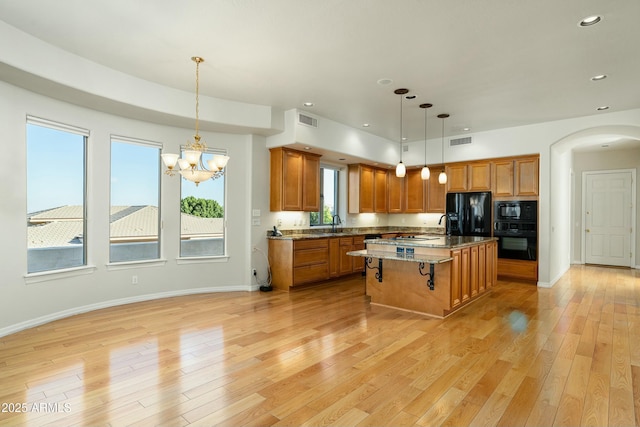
[331,214,341,232]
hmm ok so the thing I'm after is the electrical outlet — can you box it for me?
[131,275,138,285]
[252,269,257,276]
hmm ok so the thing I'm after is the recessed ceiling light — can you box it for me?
[579,15,601,27]
[377,78,393,85]
[405,95,417,100]
[402,137,407,141]
[463,127,470,132]
[362,123,370,127]
[304,146,311,150]
[597,106,610,111]
[601,144,610,148]
[339,158,346,161]
[591,74,607,81]
[303,102,314,107]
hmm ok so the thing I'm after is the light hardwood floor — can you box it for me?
[1,265,639,426]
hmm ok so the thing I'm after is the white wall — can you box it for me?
[0,81,255,336]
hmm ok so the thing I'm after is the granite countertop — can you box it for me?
[364,235,497,249]
[266,227,445,240]
[347,249,453,264]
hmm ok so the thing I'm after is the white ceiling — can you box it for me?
[1,0,639,146]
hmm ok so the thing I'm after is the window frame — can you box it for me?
[25,116,89,275]
[108,135,163,265]
[178,146,228,260]
[310,165,340,227]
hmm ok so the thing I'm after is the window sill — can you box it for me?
[106,259,168,271]
[24,265,97,285]
[176,255,230,265]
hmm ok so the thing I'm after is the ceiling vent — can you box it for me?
[450,136,472,146]
[298,113,318,128]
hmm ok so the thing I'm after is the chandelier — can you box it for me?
[161,57,229,186]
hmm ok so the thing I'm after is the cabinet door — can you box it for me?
[493,160,514,197]
[470,245,479,298]
[461,247,470,303]
[485,240,496,290]
[478,243,486,293]
[405,169,425,213]
[302,154,321,211]
[359,166,375,213]
[515,157,539,196]
[281,150,304,210]
[446,164,468,192]
[329,238,340,278]
[468,162,492,191]
[427,166,446,213]
[339,238,354,275]
[352,236,365,273]
[450,249,462,309]
[374,168,388,213]
[387,172,403,213]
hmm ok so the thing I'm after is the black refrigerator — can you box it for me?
[445,192,492,236]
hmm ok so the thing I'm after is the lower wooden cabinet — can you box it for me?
[497,258,538,281]
[269,236,365,290]
[449,241,497,311]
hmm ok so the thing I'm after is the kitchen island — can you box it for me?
[348,235,497,318]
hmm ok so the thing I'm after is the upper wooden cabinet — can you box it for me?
[387,172,403,213]
[427,165,446,213]
[492,155,539,198]
[348,164,389,213]
[446,161,491,192]
[270,147,321,212]
[405,169,426,213]
[374,168,388,213]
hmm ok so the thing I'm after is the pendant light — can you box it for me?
[437,113,449,184]
[394,88,408,178]
[161,57,229,186]
[419,103,433,180]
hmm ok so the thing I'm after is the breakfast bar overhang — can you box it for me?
[349,235,498,318]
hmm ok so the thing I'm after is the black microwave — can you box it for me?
[495,201,537,221]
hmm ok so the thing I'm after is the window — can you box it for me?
[110,137,161,263]
[310,166,339,226]
[26,118,88,273]
[180,149,227,257]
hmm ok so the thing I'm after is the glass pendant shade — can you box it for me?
[161,153,180,169]
[421,166,430,180]
[396,161,406,178]
[438,170,447,184]
[183,149,201,167]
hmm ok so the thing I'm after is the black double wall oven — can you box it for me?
[493,201,538,261]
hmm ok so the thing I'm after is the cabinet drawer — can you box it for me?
[339,237,354,246]
[294,239,329,250]
[294,264,329,285]
[497,259,538,281]
[294,248,328,266]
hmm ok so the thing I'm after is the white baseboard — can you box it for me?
[1,284,257,338]
[537,265,571,288]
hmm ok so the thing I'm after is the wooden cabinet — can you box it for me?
[446,161,491,192]
[329,238,340,278]
[387,173,403,213]
[339,238,354,275]
[515,157,539,196]
[492,155,539,198]
[405,169,426,213]
[427,165,446,213]
[374,168,388,213]
[497,258,538,281]
[448,241,497,312]
[446,164,468,192]
[269,235,366,290]
[352,236,365,273]
[270,147,321,211]
[349,164,388,213]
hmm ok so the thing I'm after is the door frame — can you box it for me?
[581,168,636,267]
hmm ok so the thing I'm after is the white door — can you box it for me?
[584,171,633,267]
